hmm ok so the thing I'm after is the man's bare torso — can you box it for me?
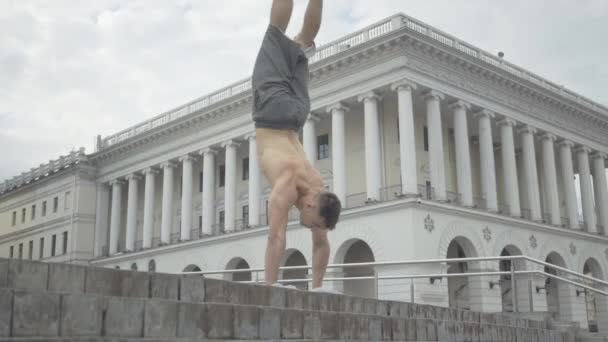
[256,128,323,203]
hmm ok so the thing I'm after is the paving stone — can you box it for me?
[0,289,12,337]
[149,272,179,300]
[204,303,233,339]
[12,290,60,337]
[179,274,205,302]
[247,283,285,308]
[176,302,205,338]
[404,319,417,341]
[60,293,104,336]
[282,308,303,339]
[391,317,405,340]
[380,316,393,340]
[85,267,148,298]
[0,259,8,288]
[258,307,280,339]
[233,305,258,339]
[368,316,383,340]
[8,259,49,291]
[285,288,305,309]
[144,299,178,338]
[104,297,144,337]
[48,263,86,294]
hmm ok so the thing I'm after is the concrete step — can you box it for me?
[0,287,573,341]
[0,258,549,328]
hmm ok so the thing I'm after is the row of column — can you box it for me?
[98,134,262,255]
[301,78,608,233]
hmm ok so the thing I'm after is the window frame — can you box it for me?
[317,134,329,160]
[242,158,249,181]
[219,165,226,187]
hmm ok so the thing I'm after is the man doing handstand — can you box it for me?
[251,0,341,290]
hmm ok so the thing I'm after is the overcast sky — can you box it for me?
[1,0,607,182]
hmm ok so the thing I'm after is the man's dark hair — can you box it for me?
[318,191,341,230]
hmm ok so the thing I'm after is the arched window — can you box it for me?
[114,265,120,269]
[131,263,138,271]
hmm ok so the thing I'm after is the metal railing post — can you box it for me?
[511,263,518,312]
[410,278,415,303]
[528,279,534,312]
[255,270,260,284]
[374,270,379,299]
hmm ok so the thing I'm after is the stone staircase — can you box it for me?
[0,258,577,341]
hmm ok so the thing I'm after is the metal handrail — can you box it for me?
[184,255,608,294]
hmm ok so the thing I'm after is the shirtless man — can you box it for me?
[251,0,341,289]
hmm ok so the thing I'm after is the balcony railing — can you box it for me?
[446,191,461,205]
[521,208,532,220]
[152,237,161,248]
[560,217,569,228]
[498,203,510,216]
[473,197,487,210]
[379,184,403,202]
[134,240,143,252]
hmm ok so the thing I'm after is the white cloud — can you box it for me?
[1,0,607,181]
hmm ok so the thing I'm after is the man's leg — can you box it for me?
[270,0,294,33]
[294,0,323,47]
[311,228,330,288]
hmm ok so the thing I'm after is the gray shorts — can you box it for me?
[251,24,311,132]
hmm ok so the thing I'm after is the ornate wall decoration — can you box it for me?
[569,242,577,256]
[482,227,492,242]
[529,235,538,249]
[424,214,435,233]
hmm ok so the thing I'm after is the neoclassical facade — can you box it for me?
[1,13,608,332]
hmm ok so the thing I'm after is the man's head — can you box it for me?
[299,190,341,230]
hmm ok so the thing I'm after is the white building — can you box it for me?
[1,13,608,332]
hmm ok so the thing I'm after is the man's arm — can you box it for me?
[270,0,293,33]
[311,227,330,289]
[264,168,298,285]
[295,0,323,47]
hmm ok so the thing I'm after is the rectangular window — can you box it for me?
[219,165,225,187]
[219,210,225,228]
[64,191,71,210]
[21,208,26,223]
[39,237,44,259]
[18,243,23,259]
[9,246,13,258]
[423,126,429,151]
[62,231,68,255]
[242,158,249,180]
[51,234,57,257]
[31,205,36,220]
[242,205,249,225]
[426,180,432,199]
[317,134,329,160]
[28,240,33,260]
[199,215,202,229]
[199,172,203,192]
[42,201,47,216]
[53,197,58,213]
[12,211,16,226]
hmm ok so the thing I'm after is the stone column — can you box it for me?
[160,161,177,244]
[223,140,240,232]
[327,102,349,204]
[246,134,261,227]
[576,147,597,233]
[423,90,447,201]
[519,125,541,221]
[540,134,561,225]
[125,173,141,252]
[200,148,217,235]
[94,182,110,257]
[449,100,473,206]
[558,140,579,229]
[358,91,382,201]
[475,110,498,212]
[497,118,521,217]
[391,80,418,195]
[179,155,195,241]
[108,179,124,255]
[303,114,319,164]
[592,153,608,234]
[142,168,158,249]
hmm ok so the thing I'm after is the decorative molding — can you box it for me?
[357,90,382,103]
[483,226,492,242]
[448,100,471,111]
[473,109,495,120]
[424,214,435,233]
[569,242,577,255]
[422,89,445,102]
[529,234,538,249]
[326,102,350,114]
[390,79,417,92]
